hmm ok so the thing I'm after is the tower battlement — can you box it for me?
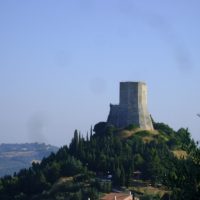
[107,82,154,130]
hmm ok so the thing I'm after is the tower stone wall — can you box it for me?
[107,82,154,130]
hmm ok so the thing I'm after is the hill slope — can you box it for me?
[0,122,199,200]
[0,143,58,177]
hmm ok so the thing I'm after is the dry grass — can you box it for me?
[118,128,169,144]
[172,150,188,159]
[129,185,170,197]
[119,129,159,138]
[142,136,154,143]
[118,128,141,138]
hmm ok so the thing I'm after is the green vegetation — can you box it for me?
[0,122,200,199]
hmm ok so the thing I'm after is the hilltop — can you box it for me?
[0,121,199,200]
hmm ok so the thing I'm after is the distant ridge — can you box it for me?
[0,143,58,177]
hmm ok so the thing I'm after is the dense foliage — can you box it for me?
[0,121,200,199]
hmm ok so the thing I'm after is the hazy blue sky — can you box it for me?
[0,0,200,146]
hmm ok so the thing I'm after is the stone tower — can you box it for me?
[107,82,154,130]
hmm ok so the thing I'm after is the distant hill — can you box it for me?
[0,143,58,177]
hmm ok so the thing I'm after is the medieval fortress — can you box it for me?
[107,82,154,130]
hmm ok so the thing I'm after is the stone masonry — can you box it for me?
[107,82,154,130]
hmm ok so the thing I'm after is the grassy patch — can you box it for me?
[135,130,167,144]
[118,128,140,138]
[172,150,188,159]
[129,182,170,198]
[118,128,170,144]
